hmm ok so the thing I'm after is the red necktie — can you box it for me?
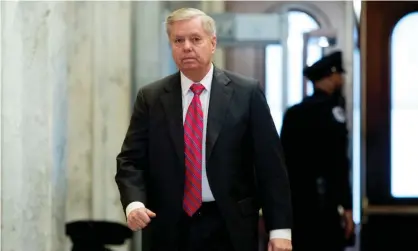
[183,83,205,216]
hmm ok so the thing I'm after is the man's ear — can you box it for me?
[211,35,217,54]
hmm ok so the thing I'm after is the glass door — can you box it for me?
[265,11,288,133]
[265,11,322,133]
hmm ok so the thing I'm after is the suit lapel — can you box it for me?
[206,67,233,162]
[160,72,185,169]
[159,68,233,167]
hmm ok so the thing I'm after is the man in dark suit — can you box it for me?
[115,7,292,251]
[280,51,354,251]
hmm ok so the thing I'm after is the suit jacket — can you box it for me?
[115,67,292,251]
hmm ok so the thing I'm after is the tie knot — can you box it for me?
[190,83,205,95]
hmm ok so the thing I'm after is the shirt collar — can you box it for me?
[180,63,214,96]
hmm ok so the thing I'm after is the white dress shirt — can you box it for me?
[125,64,291,240]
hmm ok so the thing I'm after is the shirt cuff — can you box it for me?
[125,201,145,218]
[269,229,292,240]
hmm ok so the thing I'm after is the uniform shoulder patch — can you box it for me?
[332,106,346,123]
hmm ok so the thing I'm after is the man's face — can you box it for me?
[331,72,344,91]
[169,17,216,72]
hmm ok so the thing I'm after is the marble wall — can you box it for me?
[1,1,134,250]
[132,1,166,94]
[66,0,94,224]
[1,1,69,250]
[201,1,226,68]
[66,1,133,251]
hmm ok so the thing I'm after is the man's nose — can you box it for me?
[183,40,192,51]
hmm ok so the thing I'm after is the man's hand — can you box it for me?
[343,210,354,239]
[268,238,292,251]
[127,207,156,231]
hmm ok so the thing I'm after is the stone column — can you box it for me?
[66,0,133,217]
[0,1,3,247]
[66,2,133,251]
[66,1,94,225]
[89,0,132,225]
[1,1,69,250]
[131,2,166,250]
[201,1,226,68]
[133,1,166,94]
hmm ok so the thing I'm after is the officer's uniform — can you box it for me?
[280,51,352,251]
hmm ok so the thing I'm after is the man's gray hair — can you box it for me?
[165,8,217,37]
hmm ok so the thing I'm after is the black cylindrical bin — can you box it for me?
[66,221,133,251]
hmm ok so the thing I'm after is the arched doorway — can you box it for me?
[265,10,322,132]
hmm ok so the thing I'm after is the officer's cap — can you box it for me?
[303,51,345,82]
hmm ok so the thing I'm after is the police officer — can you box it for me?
[280,51,354,251]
